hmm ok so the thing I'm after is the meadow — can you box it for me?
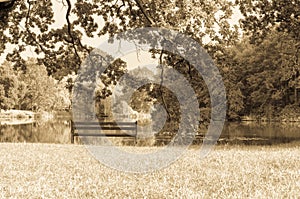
[0,142,299,198]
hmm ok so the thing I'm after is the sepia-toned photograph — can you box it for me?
[0,0,299,198]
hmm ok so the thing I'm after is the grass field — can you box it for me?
[0,142,299,198]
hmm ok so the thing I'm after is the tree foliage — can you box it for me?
[0,61,19,109]
[234,0,300,118]
[0,0,238,79]
[0,59,70,111]
[236,0,300,43]
[226,30,300,118]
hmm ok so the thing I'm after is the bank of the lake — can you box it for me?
[0,109,57,123]
[0,110,35,119]
[0,143,299,198]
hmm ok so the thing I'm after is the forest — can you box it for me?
[0,0,299,122]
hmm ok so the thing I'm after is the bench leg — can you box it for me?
[70,121,74,144]
[71,132,74,144]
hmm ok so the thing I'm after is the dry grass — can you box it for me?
[0,143,299,198]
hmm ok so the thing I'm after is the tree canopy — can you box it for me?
[0,0,238,79]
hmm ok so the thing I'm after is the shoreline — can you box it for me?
[240,115,300,122]
[0,109,35,119]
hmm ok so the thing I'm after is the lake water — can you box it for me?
[0,118,71,144]
[0,118,300,145]
[219,121,300,145]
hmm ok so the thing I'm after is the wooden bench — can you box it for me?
[70,121,138,144]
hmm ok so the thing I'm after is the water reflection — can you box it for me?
[0,119,299,145]
[219,122,300,145]
[223,122,300,138]
[0,119,71,144]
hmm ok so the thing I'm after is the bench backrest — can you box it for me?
[70,121,137,144]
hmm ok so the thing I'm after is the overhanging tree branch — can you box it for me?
[65,0,81,64]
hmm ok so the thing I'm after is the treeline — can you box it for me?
[0,58,71,111]
[223,30,300,121]
[108,30,300,128]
